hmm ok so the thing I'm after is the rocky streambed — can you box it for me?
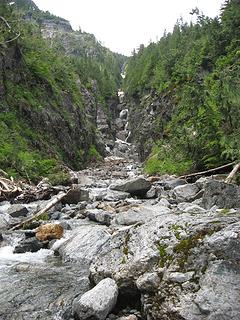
[0,150,240,320]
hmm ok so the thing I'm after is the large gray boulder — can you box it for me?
[110,177,151,197]
[89,209,240,320]
[62,187,89,204]
[56,224,110,265]
[73,278,118,320]
[202,180,240,209]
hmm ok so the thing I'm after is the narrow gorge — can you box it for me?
[0,1,240,320]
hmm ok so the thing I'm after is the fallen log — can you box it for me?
[10,190,69,231]
[225,162,240,184]
[179,161,236,180]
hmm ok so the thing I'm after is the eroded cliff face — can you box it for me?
[126,92,175,161]
[0,44,100,169]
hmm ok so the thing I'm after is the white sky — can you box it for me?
[33,0,224,56]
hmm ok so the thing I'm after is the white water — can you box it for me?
[0,245,53,264]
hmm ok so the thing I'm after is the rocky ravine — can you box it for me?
[0,149,240,320]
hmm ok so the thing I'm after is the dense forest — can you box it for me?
[0,0,240,182]
[0,0,125,182]
[124,0,240,175]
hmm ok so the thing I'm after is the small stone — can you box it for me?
[136,272,160,292]
[166,272,194,283]
[36,223,64,241]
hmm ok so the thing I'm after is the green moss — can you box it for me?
[157,243,173,268]
[173,227,222,270]
[219,208,231,215]
[170,225,183,240]
[36,213,49,221]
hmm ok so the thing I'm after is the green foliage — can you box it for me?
[0,1,126,183]
[144,142,193,175]
[47,168,71,186]
[87,145,102,163]
[125,1,240,172]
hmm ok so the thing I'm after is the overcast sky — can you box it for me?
[34,0,224,56]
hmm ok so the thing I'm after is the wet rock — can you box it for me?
[202,180,240,209]
[136,272,160,292]
[110,177,151,197]
[0,212,10,230]
[73,278,118,320]
[14,238,46,253]
[172,183,201,203]
[7,204,29,218]
[62,187,89,204]
[36,223,64,241]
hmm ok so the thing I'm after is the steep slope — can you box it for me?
[0,0,126,182]
[124,0,240,175]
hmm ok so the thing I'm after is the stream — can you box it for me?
[0,100,142,319]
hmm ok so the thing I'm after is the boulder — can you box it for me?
[172,183,201,203]
[36,223,64,241]
[110,177,151,197]
[7,204,28,218]
[62,187,89,204]
[73,278,118,320]
[202,180,240,209]
[56,224,110,265]
[87,209,113,226]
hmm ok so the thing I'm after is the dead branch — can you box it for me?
[0,16,21,45]
[0,16,11,29]
[179,161,236,180]
[225,162,240,184]
[10,191,69,231]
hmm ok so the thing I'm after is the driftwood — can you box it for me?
[179,161,236,180]
[225,162,240,184]
[10,191,69,231]
[0,177,22,199]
